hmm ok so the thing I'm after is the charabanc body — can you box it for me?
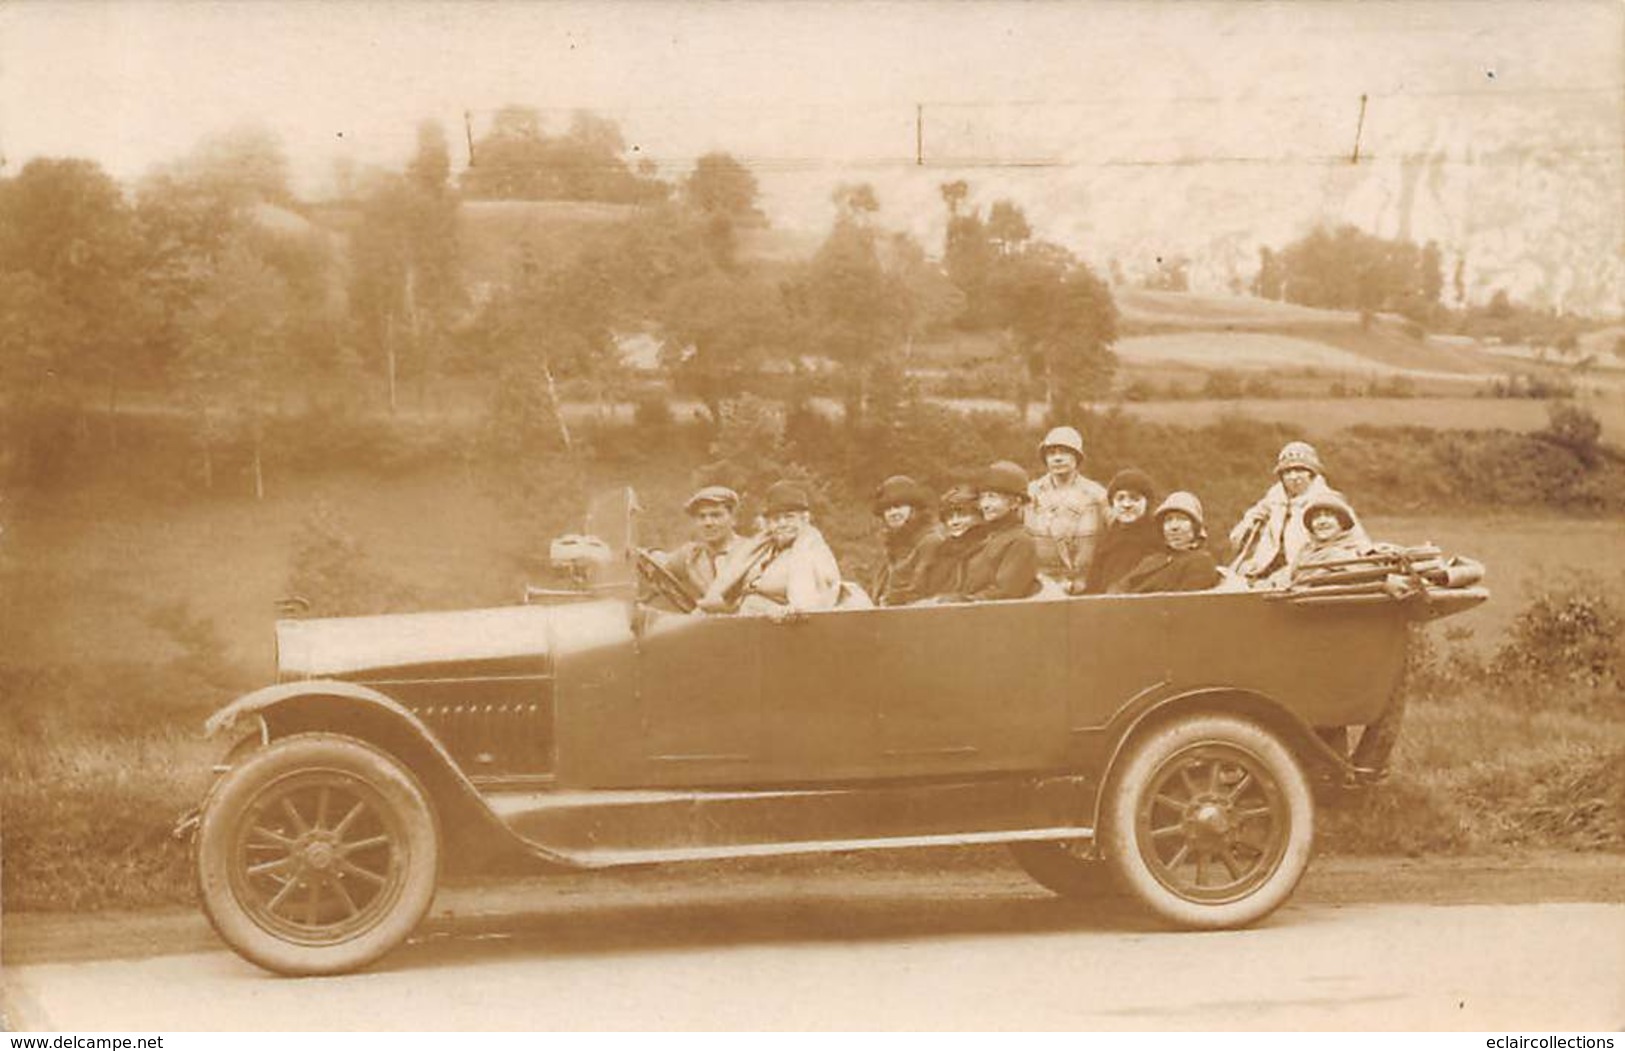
[188,519,1486,975]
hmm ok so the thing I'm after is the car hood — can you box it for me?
[275,601,627,680]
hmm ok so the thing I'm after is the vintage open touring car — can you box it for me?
[185,492,1487,975]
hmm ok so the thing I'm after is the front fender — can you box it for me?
[205,679,421,740]
[202,679,580,871]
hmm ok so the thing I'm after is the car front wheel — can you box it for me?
[1101,714,1313,929]
[196,733,440,975]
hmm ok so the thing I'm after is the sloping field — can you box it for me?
[1116,291,1522,377]
[1116,288,1363,328]
[1111,396,1625,444]
[1119,331,1384,371]
[1309,324,1509,376]
[1116,331,1498,381]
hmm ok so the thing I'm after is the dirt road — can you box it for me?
[4,855,1622,1031]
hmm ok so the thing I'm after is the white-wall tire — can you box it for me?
[1102,714,1313,929]
[197,733,440,975]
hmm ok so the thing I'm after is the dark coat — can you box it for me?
[870,519,946,607]
[958,513,1040,602]
[917,526,985,601]
[1111,545,1221,595]
[1081,518,1163,595]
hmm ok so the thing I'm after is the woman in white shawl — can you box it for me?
[1228,441,1368,586]
[699,480,840,619]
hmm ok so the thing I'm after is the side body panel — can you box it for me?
[559,599,1074,788]
[556,590,1406,790]
[1062,591,1408,770]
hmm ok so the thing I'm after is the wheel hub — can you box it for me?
[1188,801,1232,840]
[302,839,337,871]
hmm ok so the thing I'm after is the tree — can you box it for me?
[985,241,1118,420]
[1145,255,1191,292]
[167,125,294,206]
[402,122,462,406]
[461,106,665,203]
[1253,246,1284,299]
[476,249,618,455]
[0,158,142,447]
[349,174,413,411]
[985,200,1032,255]
[939,180,968,218]
[349,123,462,412]
[684,152,761,219]
[176,236,290,497]
[1273,225,1444,321]
[791,190,909,428]
[832,182,880,221]
[659,270,788,424]
[884,232,963,348]
[942,203,995,328]
[1420,241,1444,306]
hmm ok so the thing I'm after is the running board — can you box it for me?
[482,774,1098,869]
[577,827,1095,868]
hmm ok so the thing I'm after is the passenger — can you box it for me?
[1079,468,1162,595]
[1025,426,1109,587]
[1288,490,1375,581]
[1111,491,1221,595]
[646,485,747,607]
[698,480,841,619]
[1228,441,1366,585]
[958,462,1041,602]
[868,475,944,607]
[916,483,984,601]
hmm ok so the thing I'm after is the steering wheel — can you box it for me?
[634,548,700,613]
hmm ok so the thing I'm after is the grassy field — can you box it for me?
[1365,515,1625,655]
[1111,395,1625,444]
[2,428,1620,911]
[1115,329,1505,381]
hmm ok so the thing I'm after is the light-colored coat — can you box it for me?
[1025,472,1108,579]
[1230,475,1369,580]
[704,525,841,614]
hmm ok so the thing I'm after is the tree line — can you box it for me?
[0,109,1124,500]
[2,105,1590,501]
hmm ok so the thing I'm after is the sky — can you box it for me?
[3,0,1618,187]
[1,0,1621,304]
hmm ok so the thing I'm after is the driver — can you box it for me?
[699,480,841,619]
[645,485,747,607]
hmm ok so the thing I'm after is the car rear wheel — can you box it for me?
[1007,840,1117,899]
[1101,714,1313,929]
[197,733,440,975]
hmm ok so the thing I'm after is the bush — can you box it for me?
[1491,584,1623,694]
[1537,401,1605,468]
[1200,369,1246,400]
[1120,378,1156,402]
[285,501,420,617]
[1488,373,1577,399]
[1243,374,1280,398]
[1365,374,1417,398]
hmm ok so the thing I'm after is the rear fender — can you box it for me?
[203,681,576,869]
[1089,686,1371,837]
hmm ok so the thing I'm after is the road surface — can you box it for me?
[4,857,1623,1031]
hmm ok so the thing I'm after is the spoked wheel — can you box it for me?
[197,733,440,975]
[1102,714,1313,929]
